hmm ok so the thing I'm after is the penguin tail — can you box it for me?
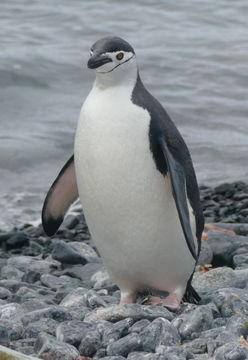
[183,283,201,304]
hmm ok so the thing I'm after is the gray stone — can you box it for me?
[226,314,248,337]
[21,306,74,325]
[0,265,24,281]
[60,287,88,307]
[197,240,213,265]
[34,332,79,360]
[0,231,29,248]
[102,318,134,347]
[0,279,23,292]
[172,305,214,340]
[79,329,102,357]
[207,231,248,265]
[212,222,248,236]
[68,241,99,260]
[127,353,162,360]
[182,337,208,354]
[0,287,11,299]
[214,342,248,360]
[209,288,248,317]
[192,267,240,293]
[56,320,92,346]
[100,357,126,360]
[0,320,24,341]
[91,268,113,289]
[63,262,103,282]
[52,240,87,265]
[84,304,174,323]
[40,273,81,289]
[106,333,142,357]
[156,344,194,359]
[24,318,58,338]
[140,317,180,352]
[233,254,248,268]
[129,319,151,333]
[0,302,24,321]
[8,256,55,274]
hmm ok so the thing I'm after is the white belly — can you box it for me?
[74,86,195,294]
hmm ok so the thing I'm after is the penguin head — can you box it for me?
[87,37,137,77]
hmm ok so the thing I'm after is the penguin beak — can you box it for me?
[87,55,112,69]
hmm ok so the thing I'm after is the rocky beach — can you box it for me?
[0,181,248,360]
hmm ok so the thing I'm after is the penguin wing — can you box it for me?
[42,155,78,236]
[158,137,198,260]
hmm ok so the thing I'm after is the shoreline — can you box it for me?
[0,181,248,359]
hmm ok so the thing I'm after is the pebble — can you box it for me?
[214,342,248,360]
[52,240,88,265]
[56,320,92,346]
[106,333,142,357]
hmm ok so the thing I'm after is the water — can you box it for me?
[1,0,247,230]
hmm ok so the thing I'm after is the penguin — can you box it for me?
[42,36,204,310]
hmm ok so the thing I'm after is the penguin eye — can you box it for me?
[116,52,124,60]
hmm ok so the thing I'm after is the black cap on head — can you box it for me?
[91,36,135,55]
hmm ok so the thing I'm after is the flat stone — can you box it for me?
[52,240,87,265]
[7,256,55,274]
[192,267,240,293]
[84,304,174,323]
[156,344,194,359]
[34,333,79,360]
[60,287,88,307]
[68,241,99,260]
[56,320,93,347]
[0,345,40,359]
[106,333,142,357]
[40,273,81,290]
[62,262,103,282]
[0,320,24,341]
[129,319,150,333]
[127,353,162,360]
[24,318,58,338]
[0,266,24,281]
[214,342,248,360]
[21,306,74,325]
[172,305,214,340]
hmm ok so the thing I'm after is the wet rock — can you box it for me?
[172,305,214,340]
[0,231,29,248]
[129,319,150,333]
[106,333,142,357]
[140,317,180,352]
[102,318,134,347]
[52,240,87,265]
[34,332,79,360]
[84,304,174,323]
[56,320,92,346]
[21,306,74,325]
[192,267,240,294]
[78,329,102,357]
[214,342,248,360]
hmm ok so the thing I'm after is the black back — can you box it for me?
[91,36,135,55]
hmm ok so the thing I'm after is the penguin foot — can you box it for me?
[147,292,182,311]
[120,291,137,304]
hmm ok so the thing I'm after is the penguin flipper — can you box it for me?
[158,137,197,260]
[42,155,78,236]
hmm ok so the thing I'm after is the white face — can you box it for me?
[90,51,135,74]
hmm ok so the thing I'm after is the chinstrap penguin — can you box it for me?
[42,36,204,310]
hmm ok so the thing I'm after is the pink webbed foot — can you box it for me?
[146,292,183,311]
[120,292,137,305]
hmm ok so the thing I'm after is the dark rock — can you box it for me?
[22,299,54,313]
[34,332,79,360]
[233,254,248,268]
[156,344,194,359]
[127,353,161,360]
[102,318,134,347]
[212,223,248,236]
[0,320,24,341]
[56,320,92,347]
[208,288,248,317]
[106,333,142,357]
[182,337,208,354]
[172,305,214,340]
[62,262,103,282]
[226,314,248,337]
[100,357,126,360]
[40,273,81,290]
[52,240,87,265]
[8,256,56,274]
[214,183,235,195]
[197,240,213,265]
[22,270,41,283]
[84,304,174,323]
[78,329,102,357]
[0,232,29,248]
[0,287,11,300]
[68,241,99,261]
[214,342,248,360]
[21,306,74,325]
[206,231,248,266]
[0,325,8,345]
[129,319,151,333]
